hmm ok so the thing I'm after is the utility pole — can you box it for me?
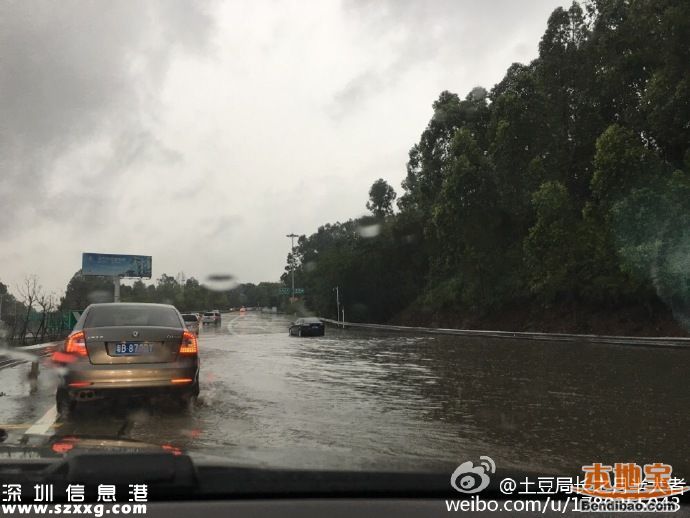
[334,286,340,324]
[286,233,298,301]
[113,277,120,303]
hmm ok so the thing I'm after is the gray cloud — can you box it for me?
[332,0,564,115]
[0,1,566,294]
[203,214,244,239]
[0,0,215,235]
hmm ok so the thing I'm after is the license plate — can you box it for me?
[112,342,153,356]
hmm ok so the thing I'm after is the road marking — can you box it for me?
[225,315,241,334]
[24,405,58,436]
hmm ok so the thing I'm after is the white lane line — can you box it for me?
[225,315,241,335]
[25,404,58,436]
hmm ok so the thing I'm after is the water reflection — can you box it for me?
[286,328,689,474]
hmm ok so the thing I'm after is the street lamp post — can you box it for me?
[286,233,298,301]
[333,286,340,325]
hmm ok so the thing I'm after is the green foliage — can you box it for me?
[523,182,578,302]
[366,178,397,218]
[281,214,428,322]
[59,271,282,312]
[610,170,690,325]
[0,280,23,327]
[283,0,690,328]
[591,124,663,207]
[60,271,113,309]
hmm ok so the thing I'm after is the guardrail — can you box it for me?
[319,318,690,348]
[0,340,61,372]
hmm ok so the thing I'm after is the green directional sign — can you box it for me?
[278,287,305,295]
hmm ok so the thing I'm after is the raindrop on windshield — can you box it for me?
[203,273,238,292]
[357,223,381,238]
[87,290,111,303]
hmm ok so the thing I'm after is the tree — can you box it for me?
[366,179,397,218]
[591,124,663,208]
[523,181,579,303]
[35,291,57,342]
[277,0,690,333]
[155,274,180,305]
[16,275,40,343]
[60,271,113,310]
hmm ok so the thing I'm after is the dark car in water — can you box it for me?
[53,303,200,415]
[288,317,325,337]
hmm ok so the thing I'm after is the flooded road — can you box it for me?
[1,311,688,476]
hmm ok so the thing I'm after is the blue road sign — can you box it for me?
[82,253,152,278]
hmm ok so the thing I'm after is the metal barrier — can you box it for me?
[319,318,690,348]
[0,341,60,372]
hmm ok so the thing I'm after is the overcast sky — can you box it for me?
[0,0,566,295]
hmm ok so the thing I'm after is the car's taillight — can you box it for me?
[179,330,198,355]
[65,331,87,356]
[51,436,79,454]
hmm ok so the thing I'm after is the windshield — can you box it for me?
[0,0,688,507]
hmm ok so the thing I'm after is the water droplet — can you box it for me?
[203,273,238,292]
[87,290,111,303]
[357,224,381,238]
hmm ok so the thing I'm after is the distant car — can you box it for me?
[53,303,199,416]
[181,313,200,335]
[289,317,325,337]
[202,311,221,325]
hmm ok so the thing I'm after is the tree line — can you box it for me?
[59,271,283,313]
[0,271,284,345]
[282,0,690,332]
[0,276,61,344]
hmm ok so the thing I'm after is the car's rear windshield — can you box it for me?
[204,312,214,316]
[181,314,198,322]
[85,306,181,328]
[303,317,321,323]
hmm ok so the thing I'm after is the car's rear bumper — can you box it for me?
[292,327,325,336]
[59,358,199,393]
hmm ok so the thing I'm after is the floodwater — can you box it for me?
[1,311,688,477]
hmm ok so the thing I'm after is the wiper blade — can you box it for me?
[65,453,196,487]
